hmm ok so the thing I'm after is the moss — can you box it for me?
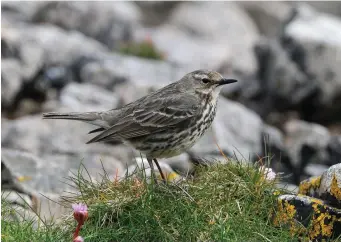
[119,37,165,60]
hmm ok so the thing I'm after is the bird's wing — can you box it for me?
[86,94,200,144]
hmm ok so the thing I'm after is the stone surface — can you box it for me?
[74,52,193,106]
[274,194,341,241]
[1,59,23,108]
[32,1,141,49]
[1,116,133,166]
[284,120,331,177]
[57,82,120,112]
[252,38,314,119]
[125,157,184,184]
[190,98,263,162]
[283,4,341,121]
[2,22,107,67]
[327,136,341,166]
[1,1,47,22]
[238,1,293,37]
[317,164,341,208]
[304,163,329,178]
[299,164,341,208]
[160,153,193,177]
[297,1,341,17]
[261,124,294,182]
[135,1,179,26]
[135,2,259,75]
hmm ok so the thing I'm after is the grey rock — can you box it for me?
[79,60,128,90]
[262,124,285,153]
[135,1,180,26]
[32,1,141,49]
[261,124,293,181]
[295,1,341,17]
[276,194,341,240]
[3,22,107,67]
[75,52,193,105]
[58,83,120,112]
[2,148,56,194]
[238,1,293,37]
[1,1,47,22]
[1,148,125,223]
[135,2,259,75]
[126,157,184,183]
[1,116,134,167]
[253,38,314,118]
[317,163,341,207]
[284,4,341,109]
[327,136,341,166]
[304,163,329,178]
[160,153,193,177]
[1,192,40,229]
[276,183,299,194]
[284,120,331,175]
[1,59,22,108]
[190,98,263,162]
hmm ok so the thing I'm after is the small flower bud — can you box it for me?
[73,235,84,242]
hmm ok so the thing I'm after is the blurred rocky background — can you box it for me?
[1,1,341,221]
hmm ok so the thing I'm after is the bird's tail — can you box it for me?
[42,111,109,128]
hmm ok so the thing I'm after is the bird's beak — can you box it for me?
[217,78,238,86]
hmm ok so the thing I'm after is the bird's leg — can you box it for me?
[153,158,166,183]
[147,157,158,184]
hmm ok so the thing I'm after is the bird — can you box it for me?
[43,70,237,182]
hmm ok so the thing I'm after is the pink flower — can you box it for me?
[72,203,88,213]
[259,166,276,181]
[72,203,88,224]
[73,236,84,242]
[72,203,88,239]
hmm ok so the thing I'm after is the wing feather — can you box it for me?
[86,94,199,144]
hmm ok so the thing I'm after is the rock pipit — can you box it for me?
[43,70,237,182]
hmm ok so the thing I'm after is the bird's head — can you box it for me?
[182,70,237,98]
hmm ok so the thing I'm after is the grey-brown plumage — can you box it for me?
[43,70,237,181]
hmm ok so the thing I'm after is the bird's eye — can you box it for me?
[202,78,210,84]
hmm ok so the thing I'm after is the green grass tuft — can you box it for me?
[118,38,165,60]
[2,161,299,242]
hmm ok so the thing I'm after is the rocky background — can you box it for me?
[1,1,341,221]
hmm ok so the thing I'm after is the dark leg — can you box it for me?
[147,157,158,184]
[153,158,166,183]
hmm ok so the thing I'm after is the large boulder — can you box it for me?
[283,4,341,122]
[238,1,293,37]
[2,22,107,67]
[31,1,142,49]
[1,59,22,108]
[73,52,193,106]
[1,115,133,166]
[135,2,259,75]
[284,120,331,182]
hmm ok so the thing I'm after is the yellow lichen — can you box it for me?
[311,176,322,189]
[309,210,333,240]
[275,195,340,240]
[330,174,341,201]
[273,199,296,228]
[310,198,323,205]
[299,180,311,195]
[298,176,321,195]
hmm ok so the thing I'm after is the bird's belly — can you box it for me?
[132,116,214,158]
